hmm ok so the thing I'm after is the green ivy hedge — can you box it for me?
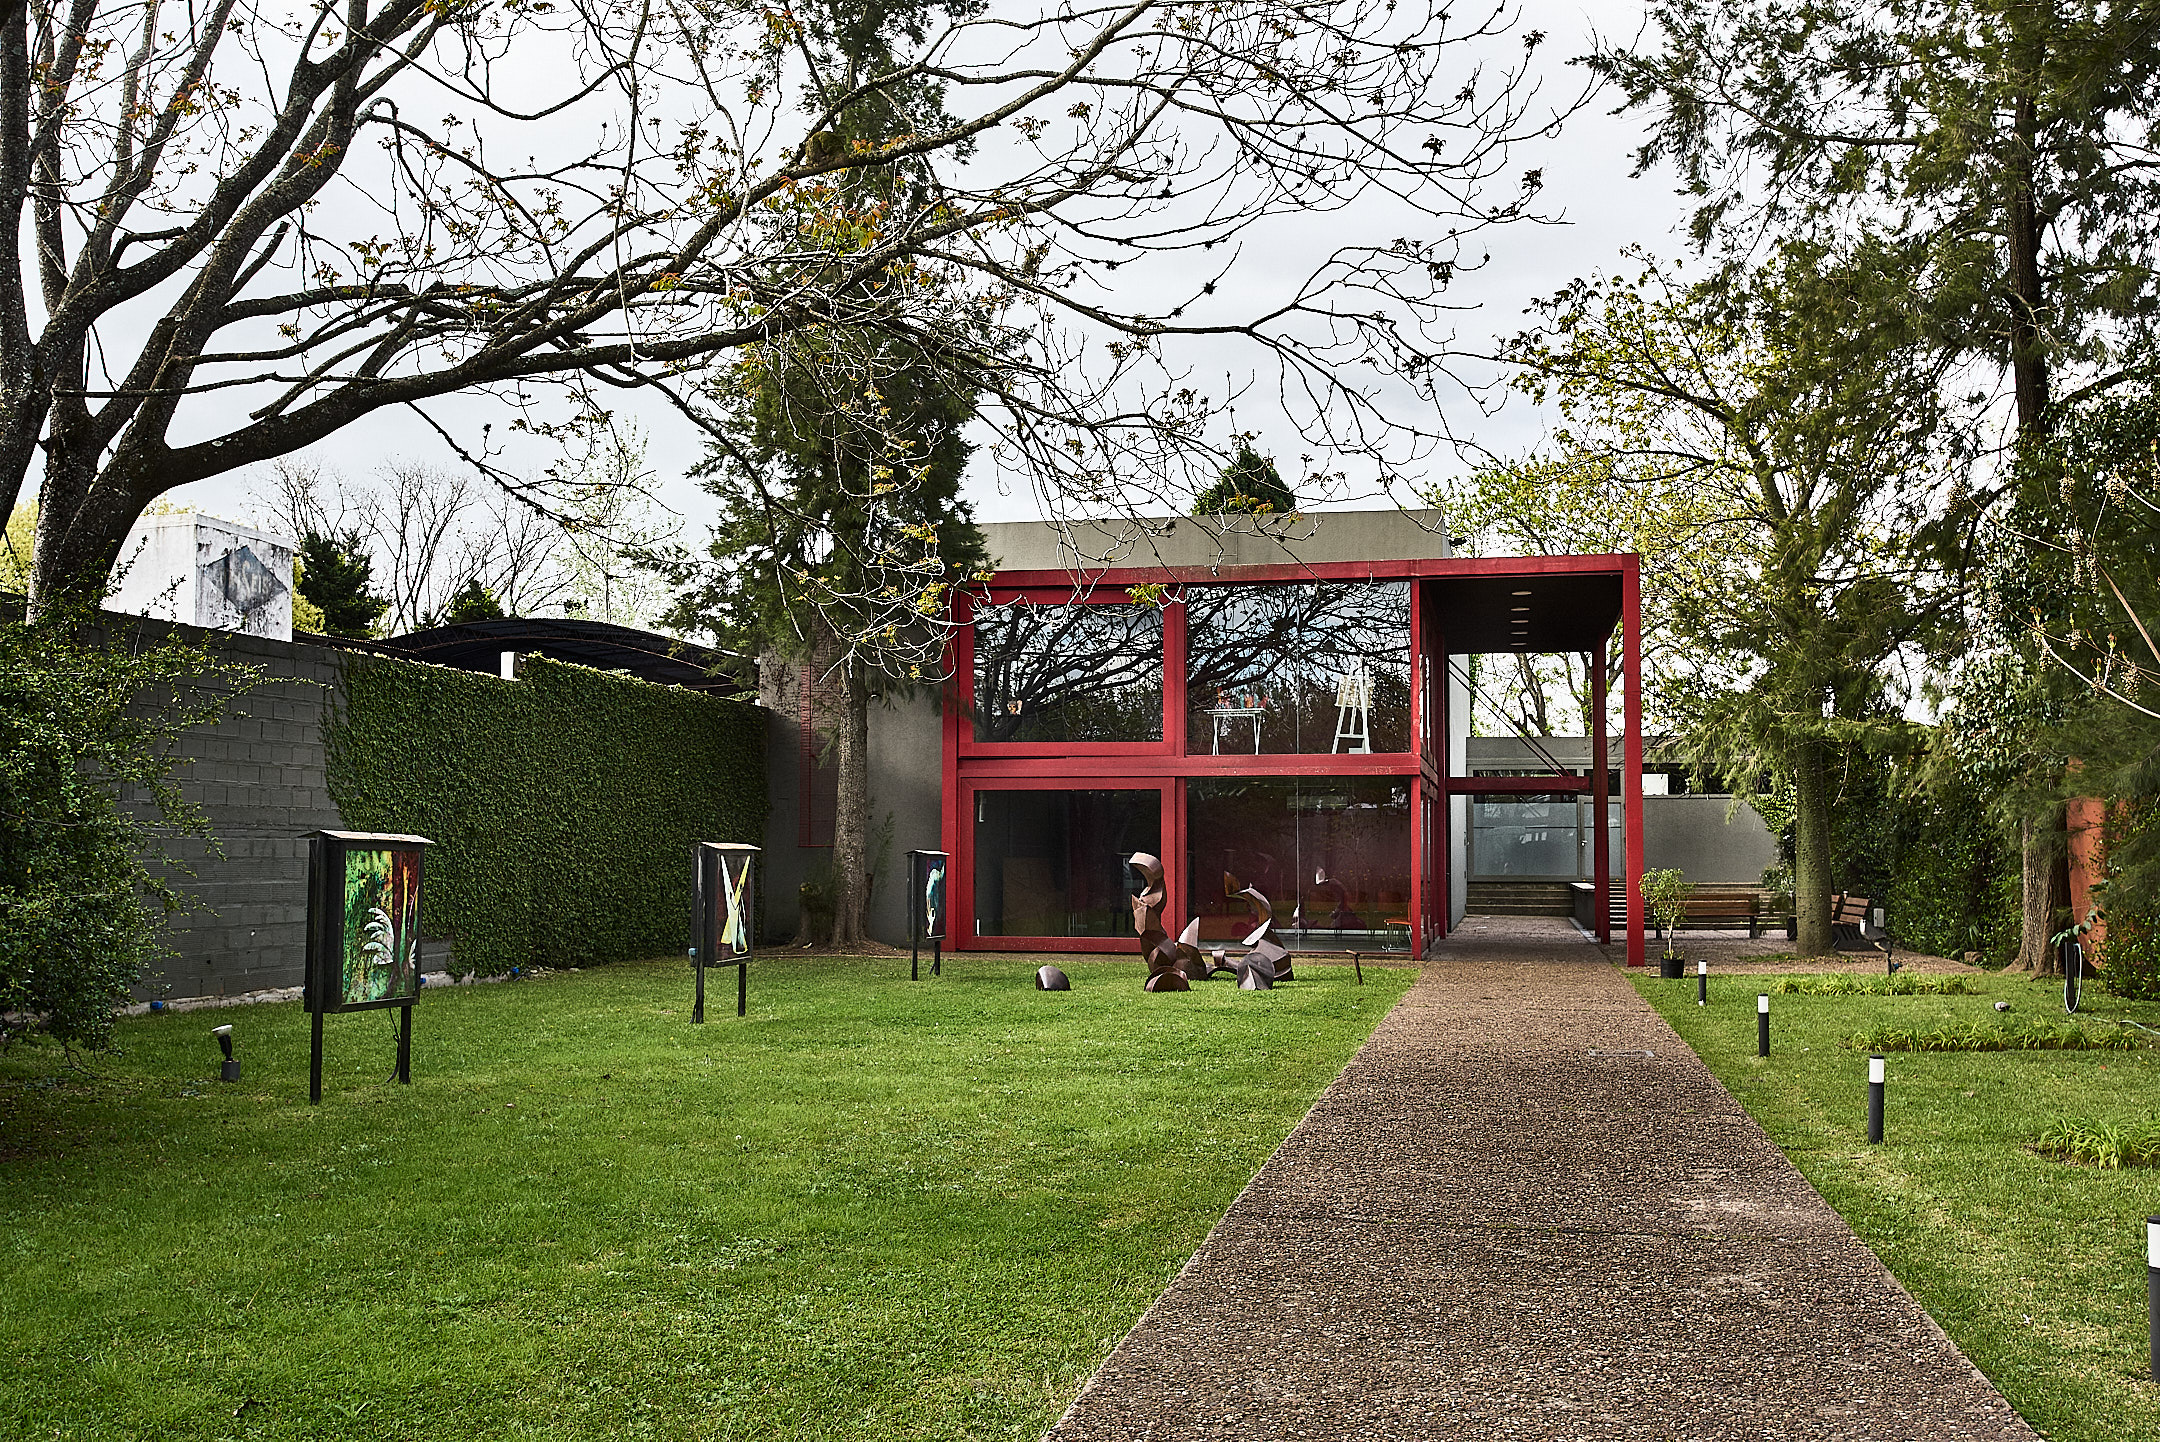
[326,653,766,975]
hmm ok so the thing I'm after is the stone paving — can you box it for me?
[1045,917,2037,1442]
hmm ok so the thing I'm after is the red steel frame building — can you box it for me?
[939,552,1648,967]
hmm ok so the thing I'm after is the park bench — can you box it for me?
[1671,894,1763,938]
[1831,893,1877,951]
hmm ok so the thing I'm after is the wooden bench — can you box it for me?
[1832,893,1877,951]
[1672,894,1763,938]
[1586,883,1766,938]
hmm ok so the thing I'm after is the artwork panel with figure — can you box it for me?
[339,847,423,1005]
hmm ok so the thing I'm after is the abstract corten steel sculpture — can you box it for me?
[1130,853,1189,991]
[1225,870,1295,985]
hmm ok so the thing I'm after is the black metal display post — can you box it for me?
[907,849,949,982]
[303,830,432,1105]
[693,842,760,1021]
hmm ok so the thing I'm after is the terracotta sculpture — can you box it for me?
[1130,853,1189,991]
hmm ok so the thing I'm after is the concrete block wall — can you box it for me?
[121,621,348,1002]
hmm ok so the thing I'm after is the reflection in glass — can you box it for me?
[971,599,1163,743]
[972,789,1162,936]
[1470,799,1579,877]
[1186,777,1412,952]
[1184,582,1411,754]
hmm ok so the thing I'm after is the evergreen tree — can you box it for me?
[1193,444,1296,516]
[440,579,505,626]
[295,531,389,639]
[1504,245,1959,955]
[1594,0,2160,968]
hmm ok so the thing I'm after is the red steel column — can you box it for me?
[1622,559,1646,968]
[1591,641,1610,945]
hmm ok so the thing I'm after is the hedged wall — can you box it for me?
[326,654,767,976]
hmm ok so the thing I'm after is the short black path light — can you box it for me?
[1867,1055,1886,1144]
[1757,993,1771,1058]
[1696,959,1707,1007]
[213,1024,239,1083]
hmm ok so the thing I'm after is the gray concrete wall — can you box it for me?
[1643,795,1779,886]
[755,659,944,948]
[122,622,348,1001]
[982,508,1455,576]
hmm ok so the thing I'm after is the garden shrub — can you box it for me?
[1885,783,2020,964]
[2095,805,2160,1001]
[1768,974,1977,996]
[327,653,767,975]
[1850,1021,2141,1052]
[2032,1117,2160,1169]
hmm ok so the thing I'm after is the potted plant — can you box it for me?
[1642,867,1694,978]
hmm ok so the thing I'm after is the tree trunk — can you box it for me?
[1791,736,1834,956]
[829,663,874,949]
[2015,811,2067,974]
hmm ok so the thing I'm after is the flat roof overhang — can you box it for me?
[985,553,1629,655]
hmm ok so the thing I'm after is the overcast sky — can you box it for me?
[165,3,1691,540]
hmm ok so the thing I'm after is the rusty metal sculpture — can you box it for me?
[1130,853,1190,991]
[1036,964,1071,991]
[1225,870,1295,985]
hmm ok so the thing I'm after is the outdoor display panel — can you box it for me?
[691,842,758,1021]
[969,597,1164,744]
[303,830,430,1104]
[908,849,949,980]
[971,788,1162,938]
[305,832,429,1013]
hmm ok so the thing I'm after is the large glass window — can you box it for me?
[1469,798,1580,877]
[972,788,1162,937]
[1184,581,1411,754]
[1185,777,1413,952]
[971,599,1164,743]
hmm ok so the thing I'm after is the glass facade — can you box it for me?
[971,788,1162,937]
[1467,797,1620,879]
[971,599,1163,743]
[1186,777,1413,952]
[1184,581,1411,755]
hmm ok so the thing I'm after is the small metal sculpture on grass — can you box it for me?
[1225,871,1295,985]
[1130,853,1190,991]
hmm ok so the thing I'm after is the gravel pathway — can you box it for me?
[1045,917,2036,1442]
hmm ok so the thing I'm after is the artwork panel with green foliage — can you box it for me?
[337,846,422,1006]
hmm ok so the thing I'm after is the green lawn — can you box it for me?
[0,954,1411,1442]
[1634,968,2160,1442]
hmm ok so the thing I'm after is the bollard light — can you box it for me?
[1757,993,1770,1058]
[212,1024,239,1083]
[2147,1216,2160,1383]
[1696,959,1708,1007]
[1867,1055,1885,1144]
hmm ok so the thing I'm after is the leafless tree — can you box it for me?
[4,0,1577,615]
